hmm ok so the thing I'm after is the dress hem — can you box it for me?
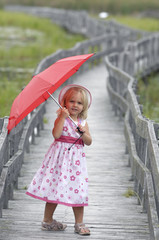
[26,192,88,207]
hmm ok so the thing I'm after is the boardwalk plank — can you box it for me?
[0,64,150,240]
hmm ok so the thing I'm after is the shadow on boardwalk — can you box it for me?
[0,64,150,240]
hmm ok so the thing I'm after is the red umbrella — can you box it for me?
[7,53,94,134]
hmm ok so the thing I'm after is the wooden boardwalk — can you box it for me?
[0,64,150,240]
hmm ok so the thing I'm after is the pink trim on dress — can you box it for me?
[26,192,88,207]
[55,135,84,146]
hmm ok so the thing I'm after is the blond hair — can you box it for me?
[61,87,88,119]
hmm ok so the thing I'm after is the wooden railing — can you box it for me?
[105,33,159,240]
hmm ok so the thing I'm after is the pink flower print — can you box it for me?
[73,151,75,155]
[60,172,62,176]
[70,175,76,181]
[76,171,81,176]
[86,197,88,201]
[33,180,36,185]
[85,178,88,182]
[55,170,58,175]
[50,182,52,186]
[75,160,80,166]
[64,175,67,179]
[68,195,72,200]
[40,171,43,175]
[42,164,45,169]
[50,168,54,173]
[63,126,68,132]
[60,194,64,198]
[33,189,37,193]
[52,178,56,182]
[74,189,79,194]
[46,179,49,183]
[69,187,73,191]
[42,187,46,191]
[69,169,72,173]
[82,153,85,157]
[38,186,40,190]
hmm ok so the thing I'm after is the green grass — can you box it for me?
[137,74,159,122]
[3,0,159,14]
[0,10,85,69]
[107,15,159,32]
[0,10,85,117]
[123,188,136,198]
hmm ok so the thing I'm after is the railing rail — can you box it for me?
[105,33,159,239]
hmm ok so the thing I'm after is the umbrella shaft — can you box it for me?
[47,91,78,128]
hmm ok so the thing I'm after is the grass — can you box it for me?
[3,0,159,14]
[137,74,159,122]
[107,15,159,32]
[123,188,136,198]
[0,10,85,117]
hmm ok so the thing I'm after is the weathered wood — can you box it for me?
[105,34,159,239]
[0,65,150,239]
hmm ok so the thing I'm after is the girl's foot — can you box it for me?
[41,219,67,231]
[74,223,90,235]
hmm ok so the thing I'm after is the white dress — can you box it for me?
[26,118,89,207]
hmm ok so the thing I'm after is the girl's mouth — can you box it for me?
[71,108,78,112]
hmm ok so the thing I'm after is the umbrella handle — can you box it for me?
[47,91,81,130]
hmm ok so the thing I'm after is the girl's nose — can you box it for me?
[73,102,77,106]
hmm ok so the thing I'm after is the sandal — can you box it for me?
[74,223,90,235]
[41,219,67,231]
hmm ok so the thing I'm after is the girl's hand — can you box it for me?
[76,124,86,134]
[76,123,92,146]
[59,107,69,119]
[53,107,69,139]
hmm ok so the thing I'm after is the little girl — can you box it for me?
[26,84,92,235]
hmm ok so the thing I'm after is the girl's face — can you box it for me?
[65,92,84,120]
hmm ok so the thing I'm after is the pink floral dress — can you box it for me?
[26,118,89,207]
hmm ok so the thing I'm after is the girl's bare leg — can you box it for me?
[72,206,84,223]
[43,202,57,223]
[73,207,90,234]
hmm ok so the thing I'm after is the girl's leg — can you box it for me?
[73,207,90,235]
[72,206,84,223]
[42,202,67,231]
[43,202,57,223]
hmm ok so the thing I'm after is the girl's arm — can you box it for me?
[77,122,92,146]
[52,108,69,139]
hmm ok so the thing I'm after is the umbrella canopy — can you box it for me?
[7,53,94,133]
